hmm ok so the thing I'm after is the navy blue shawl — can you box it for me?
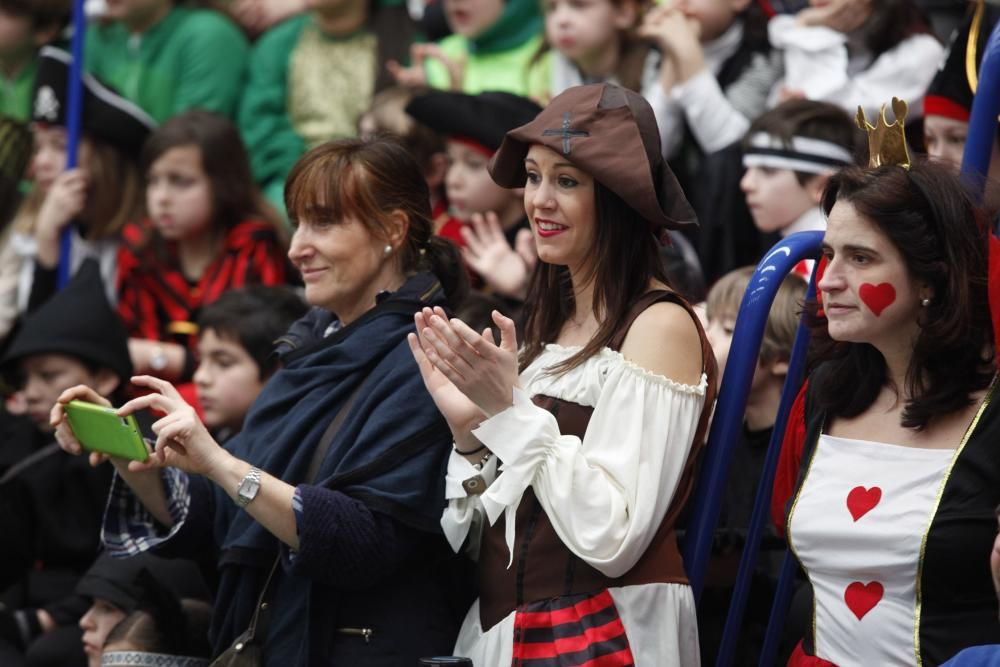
[214,272,452,564]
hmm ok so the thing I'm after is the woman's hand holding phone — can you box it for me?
[51,385,117,469]
[115,375,229,477]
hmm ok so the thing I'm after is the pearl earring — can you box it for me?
[921,298,931,307]
[384,244,393,256]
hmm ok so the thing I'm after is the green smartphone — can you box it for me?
[64,400,150,462]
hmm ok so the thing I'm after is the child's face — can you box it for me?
[706,312,735,379]
[740,166,819,235]
[193,329,265,433]
[0,8,35,61]
[678,0,748,42]
[443,0,505,38]
[544,0,634,64]
[80,598,126,667]
[146,144,215,242]
[18,354,112,431]
[445,140,518,222]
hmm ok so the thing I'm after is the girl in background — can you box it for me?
[0,47,152,339]
[117,109,287,383]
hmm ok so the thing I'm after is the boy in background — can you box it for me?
[699,265,807,665]
[193,286,307,440]
[0,260,129,666]
[0,0,69,121]
[740,99,857,237]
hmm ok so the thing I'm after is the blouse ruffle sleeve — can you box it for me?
[474,357,707,577]
[441,452,499,557]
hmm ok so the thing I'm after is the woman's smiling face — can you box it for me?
[523,144,596,273]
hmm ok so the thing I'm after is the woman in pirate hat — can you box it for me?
[410,82,717,665]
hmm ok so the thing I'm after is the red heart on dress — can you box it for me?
[846,486,881,522]
[844,581,883,620]
[858,282,896,316]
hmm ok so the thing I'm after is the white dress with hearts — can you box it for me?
[787,434,954,666]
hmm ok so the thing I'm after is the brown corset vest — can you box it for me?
[477,290,718,631]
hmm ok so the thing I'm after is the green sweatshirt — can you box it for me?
[425,33,549,100]
[239,14,388,212]
[0,58,37,122]
[85,7,249,122]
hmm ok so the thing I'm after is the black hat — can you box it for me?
[924,3,1000,122]
[32,46,156,158]
[405,90,543,154]
[76,552,209,613]
[1,259,132,382]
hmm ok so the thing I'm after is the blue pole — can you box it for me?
[57,0,88,289]
[683,231,823,601]
[960,17,1000,191]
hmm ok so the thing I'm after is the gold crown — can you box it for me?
[856,97,911,170]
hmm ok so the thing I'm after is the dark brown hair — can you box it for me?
[861,0,933,58]
[0,0,71,27]
[141,110,283,238]
[520,180,668,373]
[284,138,467,305]
[744,99,861,186]
[808,160,994,429]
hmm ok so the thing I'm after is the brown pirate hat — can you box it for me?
[489,83,697,238]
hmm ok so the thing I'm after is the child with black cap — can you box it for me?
[0,46,154,339]
[76,552,209,667]
[406,90,542,300]
[0,259,134,665]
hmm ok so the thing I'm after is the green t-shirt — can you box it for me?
[85,7,249,122]
[0,58,37,122]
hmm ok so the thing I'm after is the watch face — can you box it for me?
[238,477,260,501]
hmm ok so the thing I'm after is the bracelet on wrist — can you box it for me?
[454,442,487,455]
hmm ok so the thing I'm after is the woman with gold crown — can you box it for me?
[409,82,717,665]
[770,99,1000,666]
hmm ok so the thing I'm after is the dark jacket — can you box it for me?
[130,272,471,666]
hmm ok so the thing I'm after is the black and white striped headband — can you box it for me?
[743,133,853,175]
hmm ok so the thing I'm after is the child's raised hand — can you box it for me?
[388,43,466,91]
[639,4,704,83]
[34,169,88,267]
[461,212,532,300]
[795,0,872,33]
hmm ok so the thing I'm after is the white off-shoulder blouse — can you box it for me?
[442,344,708,666]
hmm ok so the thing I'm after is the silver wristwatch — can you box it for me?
[236,466,262,507]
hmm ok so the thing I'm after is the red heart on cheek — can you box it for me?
[844,581,883,620]
[858,282,896,316]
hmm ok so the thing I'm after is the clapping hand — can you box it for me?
[409,306,519,439]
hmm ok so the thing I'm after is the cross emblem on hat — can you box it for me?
[543,113,588,155]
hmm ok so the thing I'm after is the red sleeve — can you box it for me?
[771,380,809,537]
